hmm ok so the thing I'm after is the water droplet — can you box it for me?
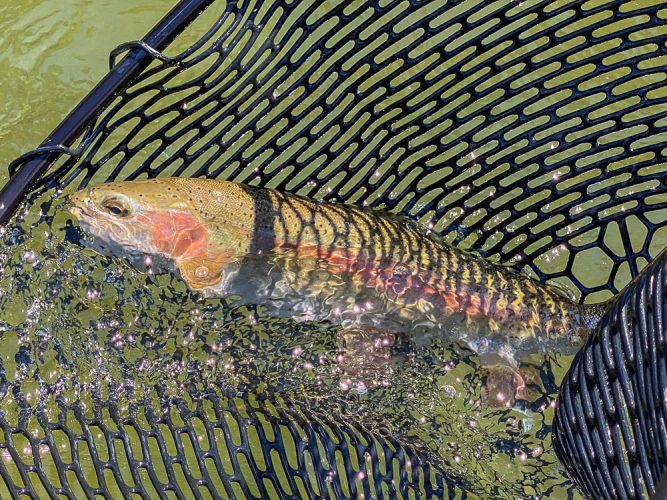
[22,251,36,263]
[442,385,456,398]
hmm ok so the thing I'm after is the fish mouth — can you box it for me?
[67,198,145,255]
[68,204,96,227]
[68,204,83,218]
[67,196,104,242]
[67,192,95,221]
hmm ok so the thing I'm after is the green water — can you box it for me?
[0,1,170,181]
[1,0,664,497]
[0,188,581,497]
[2,0,234,187]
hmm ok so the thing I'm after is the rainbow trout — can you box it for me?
[69,177,604,368]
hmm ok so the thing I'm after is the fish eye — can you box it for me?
[101,198,130,217]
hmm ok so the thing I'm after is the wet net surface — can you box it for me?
[0,198,574,499]
[0,390,452,499]
[2,0,667,498]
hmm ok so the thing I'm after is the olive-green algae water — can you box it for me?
[0,1,156,178]
[0,0,230,183]
[0,189,583,498]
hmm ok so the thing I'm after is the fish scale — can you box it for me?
[70,177,606,355]
[261,191,574,340]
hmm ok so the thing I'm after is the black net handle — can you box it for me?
[554,246,667,499]
[0,0,216,225]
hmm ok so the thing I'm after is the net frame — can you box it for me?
[554,248,667,499]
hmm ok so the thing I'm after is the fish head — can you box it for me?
[69,181,156,255]
[68,178,258,291]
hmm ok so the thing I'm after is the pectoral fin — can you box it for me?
[479,361,541,408]
[176,252,233,290]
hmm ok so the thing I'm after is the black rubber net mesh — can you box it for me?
[39,0,667,302]
[0,391,450,498]
[553,247,667,499]
[1,0,667,497]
